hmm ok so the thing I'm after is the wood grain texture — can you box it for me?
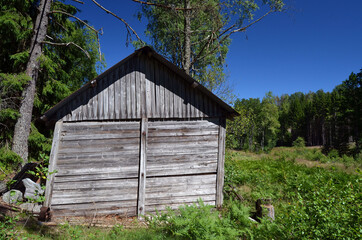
[44,121,63,208]
[145,174,216,213]
[57,55,225,121]
[138,118,148,217]
[147,119,219,176]
[216,118,226,207]
[50,121,140,218]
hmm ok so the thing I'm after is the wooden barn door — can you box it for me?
[49,121,141,219]
[144,119,220,213]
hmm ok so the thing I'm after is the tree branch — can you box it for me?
[91,0,143,44]
[71,0,84,4]
[51,10,99,33]
[132,0,194,11]
[42,41,90,59]
[190,9,274,69]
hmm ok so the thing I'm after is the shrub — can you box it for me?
[292,137,305,148]
[0,146,22,168]
[147,200,243,240]
[328,149,340,160]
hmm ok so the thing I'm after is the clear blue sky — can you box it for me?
[70,0,362,100]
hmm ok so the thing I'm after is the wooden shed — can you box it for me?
[41,46,238,221]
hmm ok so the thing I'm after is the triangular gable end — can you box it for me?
[41,47,238,126]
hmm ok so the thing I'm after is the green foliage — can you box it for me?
[225,150,361,239]
[0,146,22,170]
[0,0,104,162]
[0,73,30,144]
[147,199,244,239]
[0,215,19,240]
[283,179,361,239]
[137,0,284,101]
[227,92,279,152]
[28,124,52,161]
[292,136,305,148]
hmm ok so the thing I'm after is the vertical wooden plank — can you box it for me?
[138,118,148,218]
[135,57,141,118]
[186,84,191,119]
[70,96,77,121]
[92,83,97,119]
[194,90,200,118]
[87,87,93,120]
[178,77,182,117]
[154,58,160,118]
[159,63,165,118]
[169,71,174,118]
[131,59,136,119]
[114,67,121,119]
[216,118,226,207]
[149,58,156,118]
[145,59,152,118]
[44,121,63,208]
[181,79,186,118]
[126,62,131,119]
[81,90,87,120]
[97,77,103,119]
[140,56,146,118]
[109,72,115,119]
[164,67,169,118]
[120,64,127,119]
[103,75,109,119]
[203,95,208,118]
[190,87,195,118]
[77,94,83,120]
[173,74,178,118]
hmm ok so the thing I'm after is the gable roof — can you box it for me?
[41,46,238,125]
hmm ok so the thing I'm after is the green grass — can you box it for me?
[3,147,361,240]
[225,149,361,239]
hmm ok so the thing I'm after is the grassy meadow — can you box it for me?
[2,147,361,240]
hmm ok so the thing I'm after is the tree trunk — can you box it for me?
[321,119,326,146]
[182,0,191,75]
[249,124,254,151]
[12,0,52,164]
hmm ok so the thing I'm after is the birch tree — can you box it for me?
[135,0,285,97]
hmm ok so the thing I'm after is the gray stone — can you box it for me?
[19,202,41,213]
[0,181,6,193]
[2,189,23,204]
[22,178,44,201]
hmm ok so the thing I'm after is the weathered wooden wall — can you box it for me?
[53,55,224,122]
[50,122,140,218]
[43,48,233,221]
[145,119,219,212]
[47,119,221,219]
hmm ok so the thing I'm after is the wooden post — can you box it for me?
[255,199,263,222]
[138,117,148,218]
[216,118,226,208]
[263,199,275,221]
[44,121,63,208]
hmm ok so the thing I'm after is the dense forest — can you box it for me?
[227,69,362,158]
